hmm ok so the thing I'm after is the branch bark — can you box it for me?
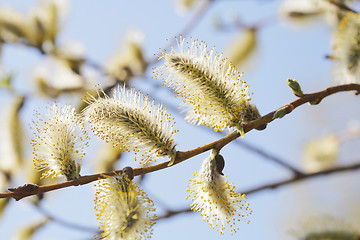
[1,83,359,201]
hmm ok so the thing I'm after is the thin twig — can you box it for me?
[33,204,99,233]
[173,0,213,39]
[242,162,360,195]
[155,161,360,220]
[0,83,359,201]
[233,139,304,176]
[328,0,358,13]
[148,0,213,63]
[155,208,193,221]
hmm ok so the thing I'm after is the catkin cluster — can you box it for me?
[31,36,255,238]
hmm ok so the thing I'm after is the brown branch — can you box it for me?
[156,161,360,220]
[155,208,193,221]
[245,84,360,132]
[148,0,213,63]
[328,0,358,13]
[242,162,360,195]
[1,83,359,201]
[233,139,304,176]
[33,204,99,233]
[174,0,213,38]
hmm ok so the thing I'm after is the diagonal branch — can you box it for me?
[0,83,359,201]
[242,161,360,195]
[155,161,360,220]
[328,0,358,13]
[148,0,213,63]
[233,139,304,176]
[33,204,99,233]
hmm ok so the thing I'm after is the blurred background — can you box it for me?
[0,0,360,239]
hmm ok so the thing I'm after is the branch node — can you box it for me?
[287,103,295,113]
[8,183,39,194]
[72,178,81,186]
[293,171,306,178]
[8,183,40,201]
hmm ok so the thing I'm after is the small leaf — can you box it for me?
[287,78,304,97]
[273,106,287,119]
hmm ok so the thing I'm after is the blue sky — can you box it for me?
[0,0,360,239]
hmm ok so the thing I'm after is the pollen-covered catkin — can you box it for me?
[94,173,156,239]
[31,102,88,180]
[333,12,360,83]
[186,149,252,235]
[154,36,261,135]
[83,85,178,164]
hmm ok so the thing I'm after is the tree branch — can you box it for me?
[155,161,360,220]
[233,139,304,176]
[242,162,360,195]
[1,83,359,201]
[33,204,99,233]
[148,0,213,63]
[155,208,193,221]
[328,0,358,13]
